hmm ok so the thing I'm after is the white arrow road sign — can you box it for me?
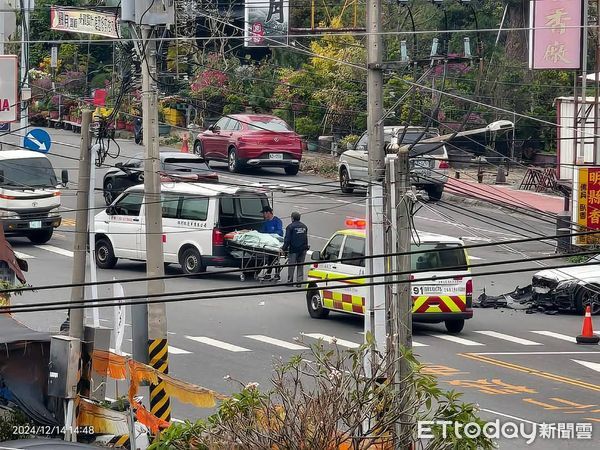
[571,359,600,373]
[26,135,46,151]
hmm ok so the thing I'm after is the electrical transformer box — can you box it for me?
[48,335,81,399]
[121,0,175,25]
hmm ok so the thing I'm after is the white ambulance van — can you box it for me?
[94,182,270,274]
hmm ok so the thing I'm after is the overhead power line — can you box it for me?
[4,255,598,315]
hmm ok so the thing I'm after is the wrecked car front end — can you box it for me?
[531,275,578,311]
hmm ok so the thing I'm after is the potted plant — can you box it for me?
[116,112,127,130]
[158,108,171,136]
[295,116,321,151]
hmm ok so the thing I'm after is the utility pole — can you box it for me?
[69,110,92,340]
[386,148,413,448]
[141,25,171,423]
[365,0,386,364]
[19,0,32,134]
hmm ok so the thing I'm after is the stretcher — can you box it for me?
[224,231,286,281]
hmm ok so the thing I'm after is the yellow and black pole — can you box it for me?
[141,24,171,423]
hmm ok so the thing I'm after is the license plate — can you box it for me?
[30,221,42,229]
[269,153,283,160]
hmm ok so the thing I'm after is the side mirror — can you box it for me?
[115,162,123,168]
[0,170,4,184]
[211,125,220,133]
[311,251,321,261]
[106,205,116,215]
[208,124,215,131]
[61,169,69,185]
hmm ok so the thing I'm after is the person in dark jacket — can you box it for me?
[282,211,309,284]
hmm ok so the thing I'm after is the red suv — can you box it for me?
[193,114,304,175]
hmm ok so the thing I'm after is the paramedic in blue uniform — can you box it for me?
[261,206,283,279]
[282,211,309,285]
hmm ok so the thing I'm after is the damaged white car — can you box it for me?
[532,256,600,315]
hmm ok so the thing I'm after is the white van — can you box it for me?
[94,182,270,274]
[0,150,68,243]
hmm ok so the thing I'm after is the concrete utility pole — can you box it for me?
[19,0,32,133]
[386,149,413,448]
[141,25,171,422]
[364,0,387,364]
[69,110,93,340]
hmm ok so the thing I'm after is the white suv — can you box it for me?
[338,127,449,200]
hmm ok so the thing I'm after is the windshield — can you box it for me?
[0,157,57,189]
[411,243,468,271]
[248,119,292,132]
[163,158,209,172]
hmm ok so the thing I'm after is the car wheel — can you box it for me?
[575,284,600,315]
[307,288,329,319]
[28,229,53,244]
[103,180,117,205]
[96,239,118,269]
[228,147,240,173]
[426,185,444,201]
[339,167,354,193]
[284,166,299,176]
[445,319,465,334]
[194,140,208,161]
[179,247,206,275]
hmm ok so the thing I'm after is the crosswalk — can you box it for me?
[109,329,597,357]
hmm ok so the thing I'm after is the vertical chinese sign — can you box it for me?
[529,0,582,69]
[576,167,600,245]
[245,0,289,47]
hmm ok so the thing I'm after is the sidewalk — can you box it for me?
[445,177,565,215]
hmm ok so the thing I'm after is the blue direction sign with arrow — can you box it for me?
[23,128,52,153]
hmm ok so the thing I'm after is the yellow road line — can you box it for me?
[460,353,600,393]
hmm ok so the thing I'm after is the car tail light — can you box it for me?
[439,161,449,169]
[466,279,473,295]
[212,228,224,246]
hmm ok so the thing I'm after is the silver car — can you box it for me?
[338,127,449,200]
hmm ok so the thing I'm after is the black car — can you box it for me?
[103,151,219,204]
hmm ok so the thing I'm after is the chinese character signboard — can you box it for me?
[50,7,119,39]
[575,167,600,245]
[245,0,289,47]
[529,0,582,69]
[0,55,18,123]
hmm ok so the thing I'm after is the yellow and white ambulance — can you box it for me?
[306,221,473,333]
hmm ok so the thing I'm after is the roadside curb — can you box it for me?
[442,191,559,217]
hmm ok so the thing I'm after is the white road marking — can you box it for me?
[302,333,361,349]
[460,236,493,242]
[309,234,329,241]
[472,351,600,355]
[109,348,131,356]
[468,255,484,261]
[185,336,251,352]
[172,418,185,424]
[416,216,518,237]
[14,251,35,259]
[168,345,191,355]
[472,331,543,346]
[530,330,576,343]
[321,211,335,215]
[571,359,600,373]
[479,408,538,425]
[34,245,74,258]
[245,335,308,350]
[426,333,485,346]
[412,341,429,347]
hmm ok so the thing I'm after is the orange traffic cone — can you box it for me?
[181,133,189,153]
[576,305,600,344]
